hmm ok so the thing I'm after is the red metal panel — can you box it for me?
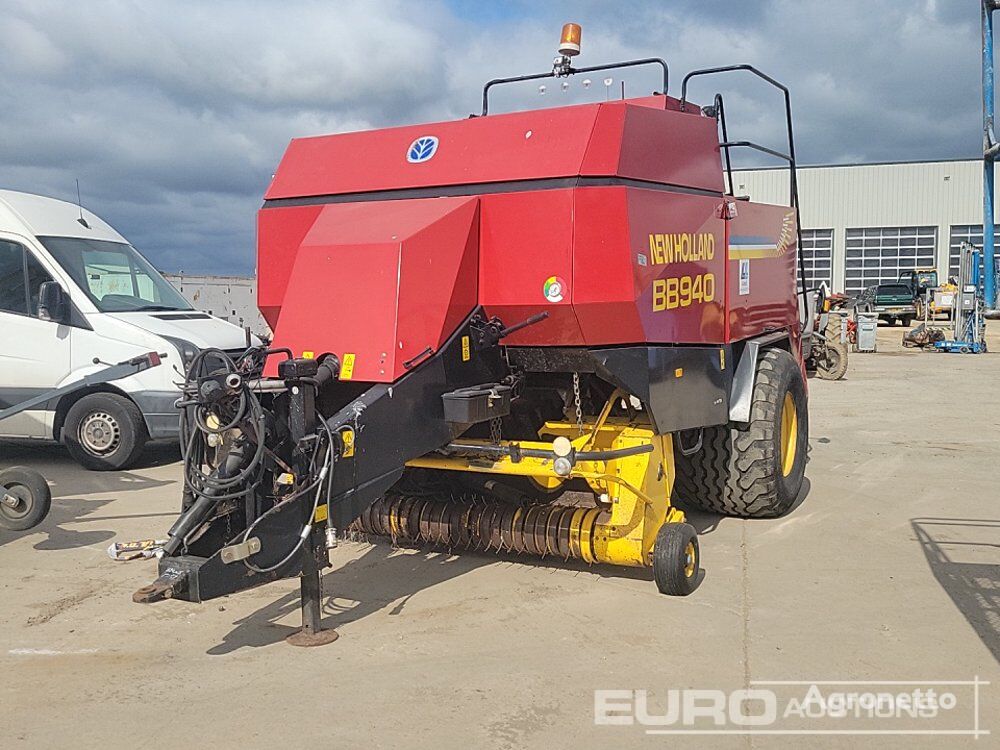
[265,105,605,199]
[257,204,323,330]
[262,197,479,381]
[725,202,800,342]
[479,190,583,345]
[579,104,624,177]
[573,187,727,344]
[266,97,723,201]
[484,186,725,347]
[570,187,643,344]
[626,188,726,344]
[573,185,726,346]
[581,100,723,194]
[616,103,725,193]
[256,94,803,378]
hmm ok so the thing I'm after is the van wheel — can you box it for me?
[63,393,148,471]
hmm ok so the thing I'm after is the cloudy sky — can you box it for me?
[0,0,983,275]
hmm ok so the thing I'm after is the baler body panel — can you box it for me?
[478,189,585,345]
[259,197,479,381]
[725,202,800,342]
[265,97,723,200]
[258,95,798,382]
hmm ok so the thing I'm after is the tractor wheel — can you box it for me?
[0,467,52,531]
[652,522,700,596]
[816,340,848,381]
[673,348,808,518]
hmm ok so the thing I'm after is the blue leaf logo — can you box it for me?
[407,136,439,163]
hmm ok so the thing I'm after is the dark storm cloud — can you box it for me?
[0,0,984,274]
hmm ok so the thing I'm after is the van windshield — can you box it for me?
[38,237,192,313]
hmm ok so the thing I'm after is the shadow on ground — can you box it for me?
[208,532,703,655]
[912,517,1000,664]
[0,496,117,550]
[1,442,180,496]
[208,474,816,654]
[207,542,492,655]
[676,477,812,534]
[0,442,180,550]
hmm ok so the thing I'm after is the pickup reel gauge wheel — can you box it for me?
[652,522,700,596]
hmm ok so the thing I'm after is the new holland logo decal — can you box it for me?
[407,136,439,163]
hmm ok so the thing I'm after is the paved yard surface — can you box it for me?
[2,323,998,749]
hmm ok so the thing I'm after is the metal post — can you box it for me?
[984,1,997,308]
[282,360,338,647]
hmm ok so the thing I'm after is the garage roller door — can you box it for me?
[948,225,1000,279]
[800,229,833,290]
[844,226,935,295]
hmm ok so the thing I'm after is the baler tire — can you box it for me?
[673,348,807,519]
[652,522,700,596]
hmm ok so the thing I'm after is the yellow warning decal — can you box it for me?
[302,350,315,359]
[461,335,471,362]
[313,504,328,524]
[340,427,356,458]
[720,348,726,370]
[340,353,356,380]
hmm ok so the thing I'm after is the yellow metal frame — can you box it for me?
[405,392,684,567]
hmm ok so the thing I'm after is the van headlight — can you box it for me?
[163,336,200,367]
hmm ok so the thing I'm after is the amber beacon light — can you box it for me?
[559,23,582,57]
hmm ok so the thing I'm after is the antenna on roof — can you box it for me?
[75,179,90,229]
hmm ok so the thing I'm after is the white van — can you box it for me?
[0,190,253,470]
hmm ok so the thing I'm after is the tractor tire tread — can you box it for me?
[673,349,807,519]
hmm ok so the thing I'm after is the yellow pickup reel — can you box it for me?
[352,390,701,595]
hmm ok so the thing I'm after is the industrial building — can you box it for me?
[163,272,271,337]
[733,158,998,295]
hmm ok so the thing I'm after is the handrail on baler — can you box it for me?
[680,64,808,301]
[480,57,670,116]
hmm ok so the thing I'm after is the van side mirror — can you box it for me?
[38,281,68,323]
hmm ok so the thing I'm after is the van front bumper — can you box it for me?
[132,391,182,441]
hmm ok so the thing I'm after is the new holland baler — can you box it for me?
[136,28,810,644]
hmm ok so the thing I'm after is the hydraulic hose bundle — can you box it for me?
[162,347,340,570]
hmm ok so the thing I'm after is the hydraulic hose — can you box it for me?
[162,441,255,556]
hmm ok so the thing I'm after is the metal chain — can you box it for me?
[490,416,502,445]
[572,372,584,435]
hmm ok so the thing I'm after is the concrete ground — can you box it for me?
[2,322,998,749]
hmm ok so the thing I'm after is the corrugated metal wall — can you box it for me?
[732,160,986,292]
[163,273,271,337]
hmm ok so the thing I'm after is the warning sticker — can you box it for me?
[739,259,750,295]
[340,427,356,458]
[340,353,356,380]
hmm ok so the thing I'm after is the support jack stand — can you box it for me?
[286,539,338,647]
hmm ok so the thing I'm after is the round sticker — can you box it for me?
[543,275,566,303]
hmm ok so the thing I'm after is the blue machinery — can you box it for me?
[934,242,986,354]
[983,1,999,309]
